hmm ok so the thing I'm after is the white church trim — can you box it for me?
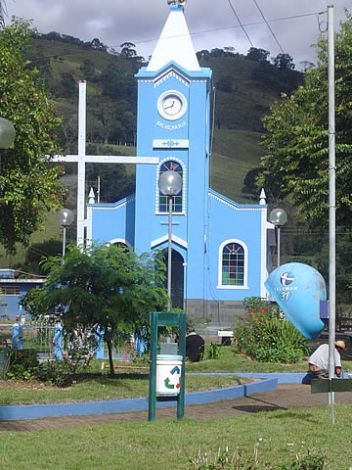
[154,69,190,88]
[209,190,264,212]
[88,195,135,211]
[151,234,188,249]
[217,239,249,290]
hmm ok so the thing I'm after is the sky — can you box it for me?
[4,0,352,69]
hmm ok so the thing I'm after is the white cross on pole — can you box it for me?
[52,81,158,247]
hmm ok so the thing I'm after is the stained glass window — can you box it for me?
[222,243,245,286]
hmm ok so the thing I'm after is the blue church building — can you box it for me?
[87,1,272,321]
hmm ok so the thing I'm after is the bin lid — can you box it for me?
[157,354,183,361]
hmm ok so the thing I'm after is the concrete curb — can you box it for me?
[190,372,305,384]
[0,378,277,421]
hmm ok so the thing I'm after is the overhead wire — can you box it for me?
[28,10,325,64]
[226,0,253,47]
[251,0,284,53]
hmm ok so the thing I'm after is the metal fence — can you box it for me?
[0,321,138,365]
[0,321,56,361]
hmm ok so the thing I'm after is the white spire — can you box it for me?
[259,188,266,205]
[88,187,96,204]
[146,1,200,72]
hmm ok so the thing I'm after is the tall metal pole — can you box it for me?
[77,81,86,247]
[62,226,67,265]
[167,196,173,308]
[327,4,336,424]
[277,226,281,268]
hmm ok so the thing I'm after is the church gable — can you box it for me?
[153,66,190,89]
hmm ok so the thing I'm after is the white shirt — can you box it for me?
[309,344,341,370]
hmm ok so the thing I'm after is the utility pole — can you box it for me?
[327,4,336,424]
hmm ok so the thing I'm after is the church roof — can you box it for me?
[146,3,200,72]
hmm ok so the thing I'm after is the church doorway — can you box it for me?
[163,249,184,309]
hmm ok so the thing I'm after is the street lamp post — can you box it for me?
[158,170,182,308]
[269,208,288,268]
[57,208,74,263]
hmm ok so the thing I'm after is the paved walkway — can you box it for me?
[1,384,352,432]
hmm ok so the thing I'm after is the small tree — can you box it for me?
[246,47,270,63]
[22,244,168,374]
[120,42,137,58]
[272,53,295,70]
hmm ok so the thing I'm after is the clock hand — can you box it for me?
[164,100,175,110]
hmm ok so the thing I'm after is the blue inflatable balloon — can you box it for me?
[265,262,326,340]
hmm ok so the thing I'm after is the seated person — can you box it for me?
[302,340,345,384]
[186,328,205,362]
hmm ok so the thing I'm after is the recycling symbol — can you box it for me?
[164,366,181,390]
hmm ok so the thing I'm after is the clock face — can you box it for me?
[158,90,187,121]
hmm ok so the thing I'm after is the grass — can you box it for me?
[211,128,264,203]
[0,371,248,406]
[1,406,352,468]
[187,346,309,373]
[191,345,352,373]
[3,345,351,405]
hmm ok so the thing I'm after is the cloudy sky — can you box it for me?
[4,0,351,68]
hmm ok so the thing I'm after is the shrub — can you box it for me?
[6,349,72,386]
[9,349,38,370]
[34,361,72,387]
[234,304,311,363]
[6,364,35,381]
[243,296,270,312]
[206,343,221,360]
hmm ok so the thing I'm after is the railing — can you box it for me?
[0,322,55,359]
[336,310,352,332]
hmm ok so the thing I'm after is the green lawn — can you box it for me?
[187,346,309,373]
[3,345,351,405]
[1,406,352,469]
[0,372,248,406]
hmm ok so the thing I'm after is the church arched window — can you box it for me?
[218,240,248,288]
[158,160,183,213]
[108,239,131,251]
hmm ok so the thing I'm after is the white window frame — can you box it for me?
[217,239,249,289]
[155,158,186,215]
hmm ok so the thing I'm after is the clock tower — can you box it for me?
[88,0,270,321]
[134,0,212,308]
